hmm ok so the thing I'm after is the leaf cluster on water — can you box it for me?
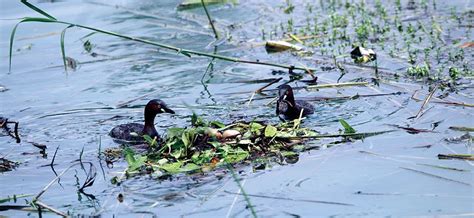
[121,113,319,176]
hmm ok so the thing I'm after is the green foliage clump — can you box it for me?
[407,64,430,78]
[122,114,319,176]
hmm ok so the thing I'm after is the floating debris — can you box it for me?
[0,85,8,92]
[0,158,18,172]
[265,40,303,53]
[444,133,473,143]
[449,126,474,132]
[350,46,376,63]
[438,154,474,161]
[0,117,21,143]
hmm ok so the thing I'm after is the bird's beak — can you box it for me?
[161,106,175,114]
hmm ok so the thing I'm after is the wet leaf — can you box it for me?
[224,150,249,163]
[158,162,183,173]
[264,125,277,137]
[210,120,225,128]
[123,148,147,172]
[339,119,356,134]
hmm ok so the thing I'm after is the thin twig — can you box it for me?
[307,82,369,89]
[277,130,395,140]
[413,85,438,119]
[247,77,282,106]
[411,90,474,107]
[34,200,67,217]
[34,162,92,200]
[400,167,471,186]
[224,191,353,206]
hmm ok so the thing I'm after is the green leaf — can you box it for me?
[339,119,356,134]
[123,147,147,171]
[210,120,225,128]
[167,127,185,138]
[123,147,136,165]
[158,162,183,173]
[209,141,221,148]
[224,150,249,163]
[264,125,277,137]
[21,0,57,20]
[182,132,190,147]
[171,148,184,159]
[179,163,200,172]
[191,113,207,127]
[250,122,263,135]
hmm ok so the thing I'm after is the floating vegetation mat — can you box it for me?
[106,114,392,178]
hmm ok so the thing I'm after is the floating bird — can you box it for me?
[276,85,314,120]
[110,99,174,143]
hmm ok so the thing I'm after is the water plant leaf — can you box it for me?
[158,162,183,173]
[264,125,277,137]
[123,147,146,172]
[179,163,201,172]
[143,135,157,147]
[250,122,263,134]
[210,120,225,128]
[339,119,356,134]
[224,150,249,163]
[191,113,206,127]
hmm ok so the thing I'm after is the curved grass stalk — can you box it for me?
[60,25,74,71]
[9,17,316,72]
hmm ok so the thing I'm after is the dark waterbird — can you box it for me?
[110,99,175,143]
[276,85,314,120]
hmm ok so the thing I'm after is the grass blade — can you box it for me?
[9,22,22,72]
[21,0,57,20]
[9,17,57,72]
[226,164,257,218]
[60,25,74,71]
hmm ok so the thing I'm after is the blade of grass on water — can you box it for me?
[9,17,57,72]
[60,25,74,71]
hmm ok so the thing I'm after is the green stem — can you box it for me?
[11,17,315,72]
[226,164,257,218]
[201,0,219,39]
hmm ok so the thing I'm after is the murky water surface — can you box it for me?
[1,0,473,217]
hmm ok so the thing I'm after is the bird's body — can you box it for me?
[109,99,174,143]
[276,85,314,121]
